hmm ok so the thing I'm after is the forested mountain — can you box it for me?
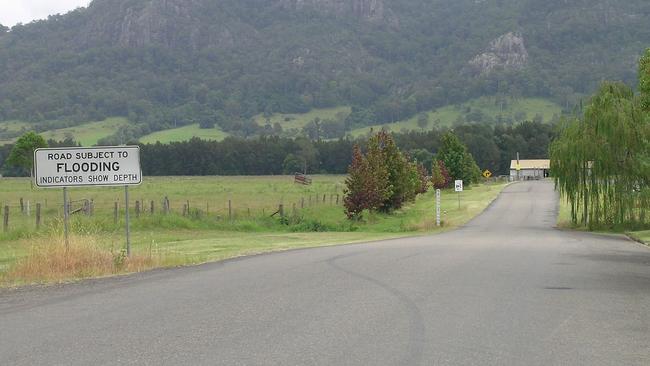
[0,0,648,142]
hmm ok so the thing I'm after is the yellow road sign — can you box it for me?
[483,170,492,178]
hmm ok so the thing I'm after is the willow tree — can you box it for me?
[640,48,650,112]
[550,82,650,230]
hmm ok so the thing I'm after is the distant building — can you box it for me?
[510,159,550,180]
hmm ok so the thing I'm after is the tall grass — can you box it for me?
[1,234,162,286]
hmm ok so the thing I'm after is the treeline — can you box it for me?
[0,121,556,177]
[136,120,556,176]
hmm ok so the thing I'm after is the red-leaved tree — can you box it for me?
[431,159,451,189]
[416,162,429,194]
[343,145,390,219]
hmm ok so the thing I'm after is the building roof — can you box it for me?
[510,159,550,170]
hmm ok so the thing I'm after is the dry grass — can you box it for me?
[1,234,162,285]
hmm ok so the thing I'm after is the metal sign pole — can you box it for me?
[458,191,460,209]
[63,187,69,249]
[125,185,131,256]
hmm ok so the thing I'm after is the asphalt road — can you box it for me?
[1,181,649,365]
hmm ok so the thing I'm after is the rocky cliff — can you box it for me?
[79,0,392,49]
[80,0,244,49]
[469,32,529,75]
[278,0,387,21]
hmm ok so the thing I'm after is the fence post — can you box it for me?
[229,200,232,221]
[36,203,41,229]
[20,198,24,214]
[336,194,340,205]
[301,197,305,209]
[150,200,154,215]
[183,204,188,217]
[323,194,326,203]
[114,202,118,224]
[309,196,312,206]
[27,200,31,216]
[135,200,140,218]
[247,207,251,217]
[90,199,95,216]
[279,204,284,219]
[3,206,8,232]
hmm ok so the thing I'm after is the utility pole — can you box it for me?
[516,152,521,181]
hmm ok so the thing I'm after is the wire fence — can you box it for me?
[1,192,345,234]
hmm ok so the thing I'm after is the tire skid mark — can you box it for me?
[326,252,425,366]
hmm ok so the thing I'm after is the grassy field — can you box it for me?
[350,97,562,137]
[0,120,30,133]
[1,118,128,146]
[253,107,351,131]
[0,176,509,286]
[139,124,230,144]
[0,120,33,144]
[557,197,649,245]
[42,118,129,146]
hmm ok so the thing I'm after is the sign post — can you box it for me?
[34,146,142,254]
[455,180,463,209]
[125,186,131,256]
[435,189,441,227]
[63,187,69,248]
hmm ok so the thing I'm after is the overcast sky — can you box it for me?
[0,0,91,27]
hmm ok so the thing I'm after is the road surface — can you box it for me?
[1,181,649,365]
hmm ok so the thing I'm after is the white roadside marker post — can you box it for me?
[436,189,441,227]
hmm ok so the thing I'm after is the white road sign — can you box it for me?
[34,146,142,188]
[455,180,464,192]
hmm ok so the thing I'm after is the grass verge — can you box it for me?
[0,181,508,287]
[557,196,650,246]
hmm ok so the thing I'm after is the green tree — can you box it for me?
[282,153,303,174]
[5,132,48,179]
[295,137,319,174]
[437,131,481,184]
[640,48,650,112]
[550,82,649,229]
[368,131,419,211]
